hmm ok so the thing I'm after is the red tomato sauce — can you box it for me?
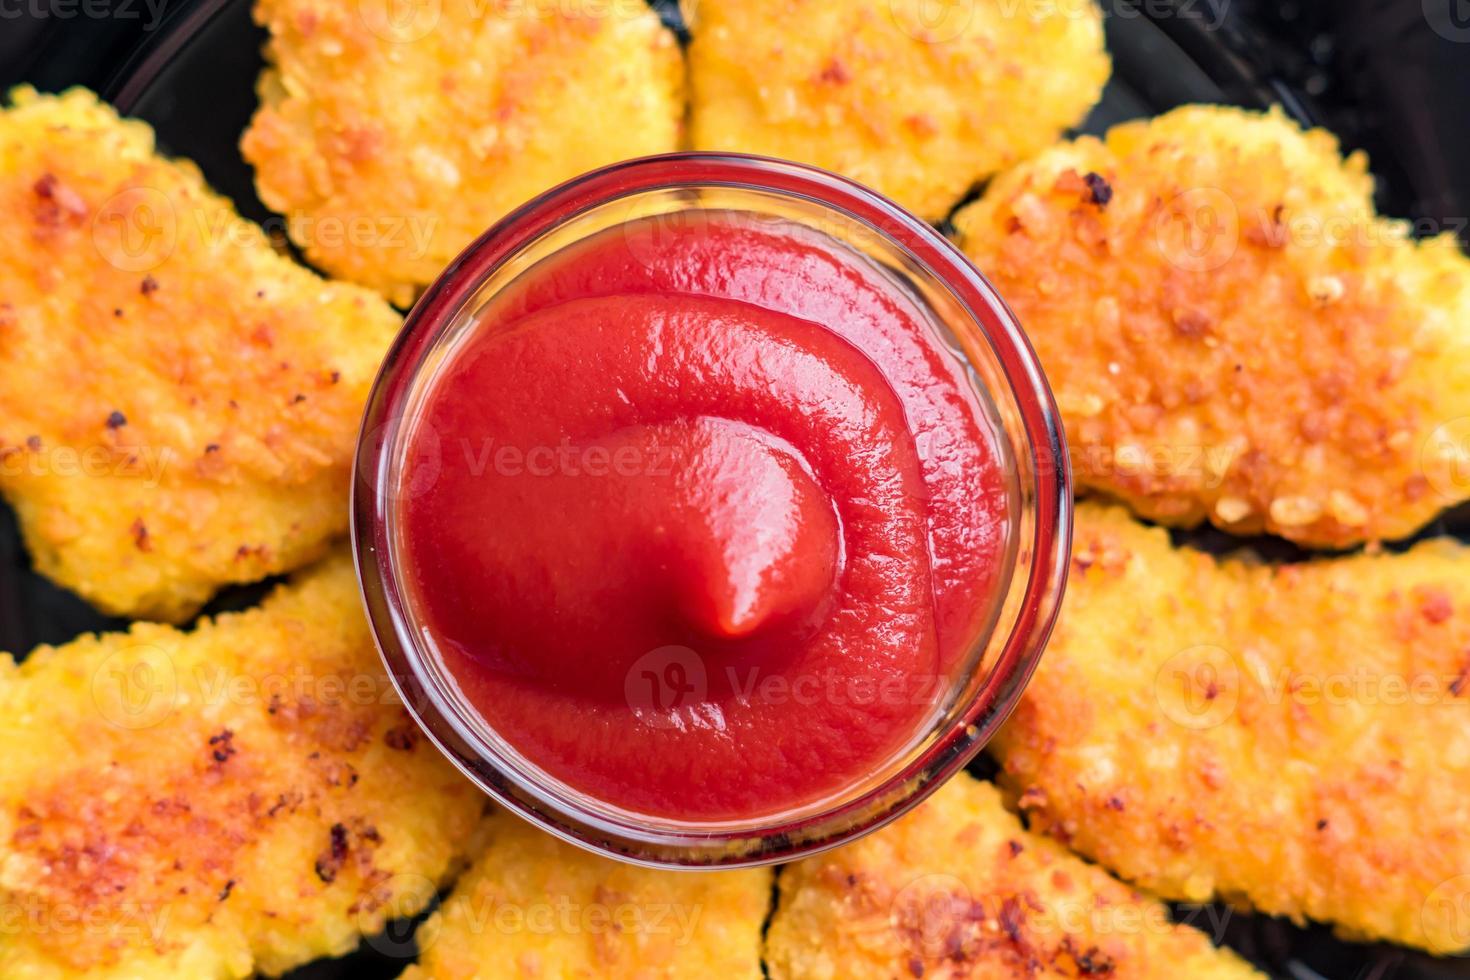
[397,212,1011,820]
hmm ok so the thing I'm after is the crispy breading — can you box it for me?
[242,0,685,305]
[0,87,401,621]
[403,810,771,979]
[954,105,1470,548]
[683,0,1109,222]
[0,551,484,979]
[992,501,1470,953]
[765,775,1260,979]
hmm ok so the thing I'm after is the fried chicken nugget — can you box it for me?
[765,775,1259,979]
[0,551,484,979]
[243,0,685,305]
[403,810,770,979]
[992,501,1470,953]
[0,87,401,622]
[954,106,1470,548]
[684,0,1109,222]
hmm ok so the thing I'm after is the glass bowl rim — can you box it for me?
[351,151,1073,868]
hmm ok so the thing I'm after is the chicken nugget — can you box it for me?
[403,809,770,979]
[954,105,1470,548]
[0,551,483,979]
[242,0,685,305]
[684,0,1109,222]
[0,87,401,622]
[993,501,1470,953]
[765,775,1259,979]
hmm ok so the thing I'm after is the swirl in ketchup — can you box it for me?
[396,211,1011,821]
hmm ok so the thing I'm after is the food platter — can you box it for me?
[3,0,1469,976]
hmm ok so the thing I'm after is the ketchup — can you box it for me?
[397,212,1010,820]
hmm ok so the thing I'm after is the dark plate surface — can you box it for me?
[2,1,1468,976]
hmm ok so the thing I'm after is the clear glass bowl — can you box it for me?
[353,153,1071,868]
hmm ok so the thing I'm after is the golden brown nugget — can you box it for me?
[403,810,770,979]
[954,106,1470,548]
[0,87,401,622]
[684,0,1109,222]
[243,0,684,305]
[0,551,483,979]
[993,502,1470,954]
[765,776,1259,979]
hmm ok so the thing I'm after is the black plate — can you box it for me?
[2,1,1467,976]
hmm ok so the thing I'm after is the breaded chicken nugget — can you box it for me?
[954,106,1470,548]
[684,0,1109,222]
[0,87,400,622]
[0,551,484,979]
[403,810,770,979]
[243,0,684,305]
[993,501,1470,953]
[765,775,1259,979]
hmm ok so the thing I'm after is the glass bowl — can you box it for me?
[352,153,1071,868]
